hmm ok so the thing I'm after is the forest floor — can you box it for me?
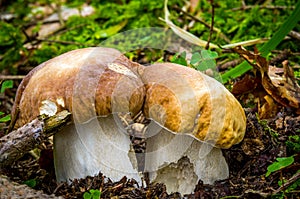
[1,1,300,198]
[0,57,300,198]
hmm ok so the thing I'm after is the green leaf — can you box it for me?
[83,192,92,199]
[0,22,21,47]
[0,114,11,122]
[201,50,218,59]
[83,189,101,199]
[171,51,187,66]
[95,20,128,39]
[1,80,13,93]
[222,0,300,83]
[23,179,37,188]
[266,156,295,177]
[190,52,201,65]
[286,135,300,153]
[91,190,101,199]
[191,50,218,72]
[278,179,287,187]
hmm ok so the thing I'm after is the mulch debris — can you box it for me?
[1,107,299,198]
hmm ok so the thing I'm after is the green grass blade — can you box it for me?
[221,0,300,83]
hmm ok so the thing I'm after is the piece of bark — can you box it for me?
[0,174,63,199]
[0,111,71,169]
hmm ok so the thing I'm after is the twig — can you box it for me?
[244,189,269,197]
[37,38,95,46]
[52,182,65,194]
[53,23,86,36]
[272,172,300,195]
[0,111,71,169]
[21,28,35,43]
[269,49,291,65]
[218,58,244,70]
[56,2,64,26]
[206,0,215,50]
[0,75,25,80]
[24,19,61,28]
[172,5,231,43]
[22,24,92,49]
[172,5,209,27]
[232,5,295,11]
[288,30,300,41]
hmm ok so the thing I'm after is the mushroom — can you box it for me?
[11,47,146,184]
[11,47,246,194]
[140,63,246,194]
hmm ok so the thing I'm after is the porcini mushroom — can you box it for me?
[11,47,246,194]
[11,47,145,184]
[140,63,246,194]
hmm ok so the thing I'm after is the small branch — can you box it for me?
[272,172,300,195]
[218,58,244,70]
[232,5,295,11]
[37,38,94,46]
[288,30,300,41]
[56,2,65,26]
[0,111,71,169]
[22,24,93,48]
[21,28,35,43]
[244,189,269,197]
[206,0,215,50]
[269,49,291,66]
[24,19,61,28]
[172,5,210,27]
[172,5,231,43]
[0,75,26,80]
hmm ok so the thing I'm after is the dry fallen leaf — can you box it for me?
[233,46,300,114]
[231,73,260,95]
[242,138,265,156]
[258,95,278,119]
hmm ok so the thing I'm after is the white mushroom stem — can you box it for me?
[53,114,142,184]
[144,123,228,195]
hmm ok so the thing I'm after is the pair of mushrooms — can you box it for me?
[11,47,246,194]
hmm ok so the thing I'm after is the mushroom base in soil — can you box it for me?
[144,127,229,194]
[141,63,246,195]
[10,47,146,185]
[54,115,141,184]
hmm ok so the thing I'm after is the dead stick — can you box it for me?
[0,111,71,169]
[288,30,300,41]
[206,0,215,50]
[172,5,231,43]
[232,5,295,11]
[0,75,26,80]
[273,172,300,195]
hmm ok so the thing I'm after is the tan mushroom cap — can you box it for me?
[12,47,145,128]
[141,63,246,149]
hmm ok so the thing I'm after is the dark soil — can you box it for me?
[1,95,300,198]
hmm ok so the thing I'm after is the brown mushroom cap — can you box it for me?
[141,63,246,149]
[12,47,145,128]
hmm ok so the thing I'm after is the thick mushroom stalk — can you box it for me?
[11,47,145,184]
[141,63,246,194]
